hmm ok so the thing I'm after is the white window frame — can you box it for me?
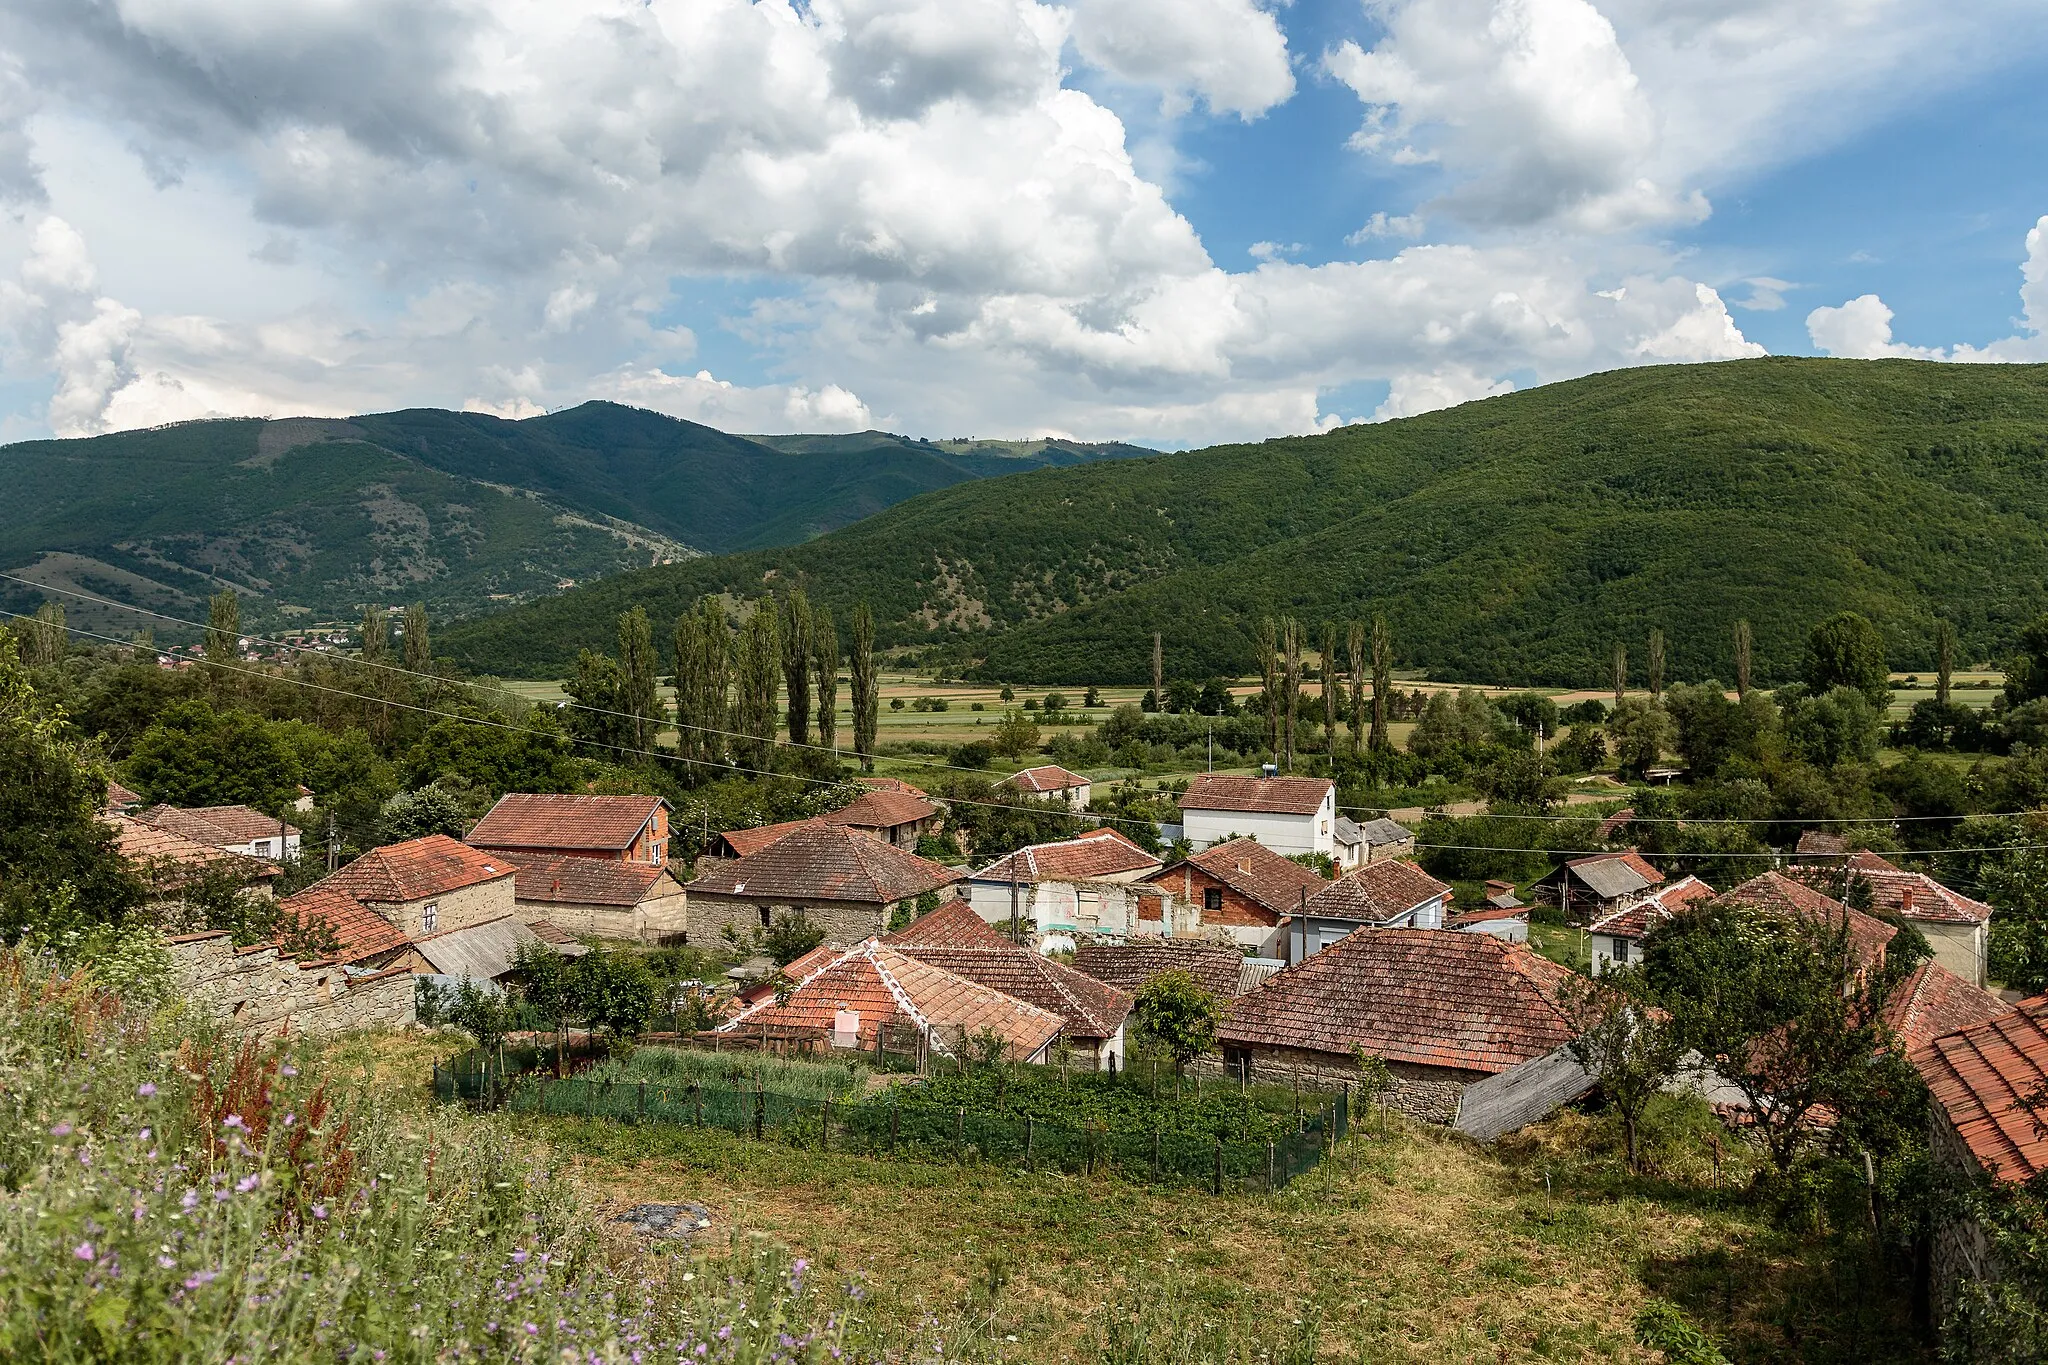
[422,902,439,933]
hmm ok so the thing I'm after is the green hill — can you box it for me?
[0,404,1149,635]
[439,358,2048,686]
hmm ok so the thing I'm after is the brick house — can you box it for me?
[1141,836,1329,955]
[509,852,688,943]
[685,823,965,947]
[1215,928,1583,1124]
[466,793,670,866]
[308,834,517,938]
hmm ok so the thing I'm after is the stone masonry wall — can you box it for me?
[169,933,417,1039]
[686,893,888,948]
[373,874,515,938]
[1189,1043,1479,1126]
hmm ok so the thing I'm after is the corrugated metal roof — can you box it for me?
[412,915,549,981]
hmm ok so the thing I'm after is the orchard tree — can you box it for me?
[1133,969,1224,1076]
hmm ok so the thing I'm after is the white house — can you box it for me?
[139,804,302,862]
[1586,875,1716,976]
[1000,764,1092,810]
[966,828,1162,939]
[1176,773,1335,859]
[1280,859,1453,961]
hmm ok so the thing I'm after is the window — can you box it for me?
[422,902,438,933]
[1203,887,1223,912]
[759,906,773,929]
[650,842,664,864]
[1611,938,1629,964]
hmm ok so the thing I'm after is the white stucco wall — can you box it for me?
[1181,795,1333,858]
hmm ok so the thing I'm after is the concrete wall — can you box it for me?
[168,932,417,1038]
[1181,805,1331,858]
[1920,920,1989,988]
[1196,1041,1479,1125]
[967,878,1147,935]
[688,892,891,948]
[369,873,515,938]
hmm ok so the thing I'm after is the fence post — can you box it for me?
[890,1098,900,1151]
[1152,1128,1161,1182]
[1086,1124,1097,1177]
[821,1099,830,1152]
[1266,1141,1276,1194]
[692,1082,703,1127]
[1213,1137,1223,1197]
[585,1079,594,1119]
[638,1080,647,1123]
[955,1105,965,1158]
[754,1080,765,1140]
[1024,1114,1033,1164]
[431,1060,440,1098]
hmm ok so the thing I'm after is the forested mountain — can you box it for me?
[0,403,1148,635]
[440,358,2048,687]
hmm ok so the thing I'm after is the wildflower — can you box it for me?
[181,1189,200,1211]
[281,1064,298,1077]
[73,1242,95,1262]
[157,1256,176,1269]
[137,1082,157,1098]
[139,1127,152,1142]
[223,1115,246,1131]
[511,1250,529,1264]
[50,1123,72,1137]
[311,1204,328,1220]
[525,1324,539,1336]
[236,1174,260,1193]
[184,1270,217,1290]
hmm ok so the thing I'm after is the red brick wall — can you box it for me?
[1148,866,1281,930]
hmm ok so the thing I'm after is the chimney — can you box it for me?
[1901,885,1916,916]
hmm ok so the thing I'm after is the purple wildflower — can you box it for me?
[222,1115,246,1131]
[236,1174,260,1194]
[73,1242,94,1261]
[50,1123,72,1137]
[137,1082,157,1098]
[311,1204,327,1220]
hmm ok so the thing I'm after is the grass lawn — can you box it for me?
[1529,919,1592,972]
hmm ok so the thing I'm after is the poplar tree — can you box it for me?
[618,606,662,753]
[402,603,431,673]
[1733,619,1754,700]
[672,597,731,770]
[1321,621,1340,755]
[1256,617,1280,760]
[360,604,387,665]
[1648,628,1667,699]
[1612,642,1628,706]
[780,590,813,748]
[205,589,239,685]
[22,602,66,667]
[1370,614,1393,752]
[812,605,840,752]
[850,601,878,773]
[1281,616,1301,773]
[359,604,389,739]
[1151,632,1163,714]
[1935,618,1955,707]
[1347,620,1368,757]
[736,606,781,771]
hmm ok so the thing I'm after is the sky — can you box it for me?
[0,0,2045,448]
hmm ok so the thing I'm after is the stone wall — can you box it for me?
[517,884,689,944]
[687,892,888,948]
[1190,1042,1479,1126]
[168,932,417,1038]
[371,873,515,937]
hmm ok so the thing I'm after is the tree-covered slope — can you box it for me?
[439,358,2048,686]
[0,403,1152,632]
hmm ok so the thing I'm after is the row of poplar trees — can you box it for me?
[591,590,881,776]
[1254,613,1397,771]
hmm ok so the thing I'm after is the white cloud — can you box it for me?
[1807,216,2048,363]
[595,366,876,434]
[1065,0,1295,119]
[1346,212,1425,244]
[1732,276,1795,312]
[1374,367,1514,421]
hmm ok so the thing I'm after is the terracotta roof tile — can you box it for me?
[721,941,1065,1059]
[277,883,410,965]
[510,853,671,907]
[973,829,1161,883]
[110,815,278,886]
[859,777,929,797]
[1912,995,2048,1181]
[716,817,818,859]
[818,788,942,831]
[1587,875,1716,941]
[103,781,142,811]
[467,793,665,852]
[527,919,580,946]
[1158,838,1330,916]
[688,824,964,905]
[1219,929,1580,1074]
[323,834,514,904]
[1177,773,1332,817]
[1302,859,1451,924]
[1712,871,1896,966]
[1842,851,1993,927]
[1797,831,1851,858]
[140,804,300,846]
[891,943,1133,1039]
[1070,940,1247,1001]
[883,900,1018,950]
[1003,765,1089,794]
[1885,961,2012,1054]
[1596,808,1635,841]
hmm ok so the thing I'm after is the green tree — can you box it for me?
[1647,627,1666,698]
[780,590,814,748]
[1320,621,1340,755]
[1561,969,1682,1173]
[563,649,635,750]
[1281,617,1301,771]
[1781,685,1881,768]
[127,700,301,810]
[1987,816,2048,995]
[1476,749,1565,813]
[1346,619,1368,756]
[573,948,659,1044]
[991,708,1041,759]
[617,606,663,754]
[1805,611,1890,707]
[1663,682,1774,778]
[735,604,781,771]
[1612,641,1628,705]
[1133,969,1224,1076]
[2006,613,2048,706]
[850,601,878,774]
[401,602,431,673]
[378,784,469,843]
[403,713,573,797]
[1370,613,1393,752]
[511,939,576,1075]
[204,589,240,690]
[447,979,519,1055]
[1256,617,1280,758]
[812,604,840,751]
[672,597,731,772]
[1606,696,1673,777]
[1935,617,1955,707]
[21,601,66,667]
[1150,631,1163,713]
[1733,618,1753,700]
[0,635,145,943]
[761,911,826,966]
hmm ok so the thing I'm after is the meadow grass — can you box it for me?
[582,1045,870,1101]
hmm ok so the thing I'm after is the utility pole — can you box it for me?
[1010,864,1021,944]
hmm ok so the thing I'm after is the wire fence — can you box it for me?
[434,1054,1345,1194]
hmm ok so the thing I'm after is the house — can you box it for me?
[1911,995,2048,1313]
[1334,816,1414,870]
[274,882,415,970]
[509,852,689,943]
[1586,875,1716,975]
[1176,773,1336,860]
[110,814,282,902]
[103,780,143,814]
[1884,960,2011,1054]
[1596,808,1635,842]
[139,804,301,862]
[883,901,1134,1069]
[412,914,586,987]
[711,816,817,860]
[1142,837,1330,956]
[307,834,517,938]
[1794,830,1851,862]
[1215,929,1583,1124]
[816,788,945,850]
[1000,764,1092,810]
[966,828,1162,937]
[1713,870,1899,968]
[1531,850,1666,923]
[684,823,965,947]
[716,938,1066,1063]
[859,777,929,797]
[466,793,670,866]
[1842,851,1995,987]
[1446,905,1529,944]
[1483,880,1525,911]
[1282,860,1454,961]
[1070,939,1250,1002]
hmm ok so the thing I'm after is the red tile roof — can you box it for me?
[1885,961,2012,1054]
[104,780,142,811]
[1219,928,1580,1075]
[859,777,929,797]
[1587,875,1716,942]
[527,919,580,946]
[140,804,300,846]
[1712,871,1896,966]
[1596,807,1635,840]
[885,904,1132,1038]
[817,788,942,831]
[1160,837,1330,915]
[1003,765,1089,794]
[717,817,818,859]
[510,853,673,907]
[721,941,1065,1060]
[688,823,964,905]
[323,835,514,903]
[466,793,665,852]
[1177,773,1332,817]
[277,883,410,965]
[1844,851,1993,927]
[973,828,1161,883]
[1912,995,2048,1181]
[883,900,1017,950]
[110,814,280,883]
[1796,831,1851,859]
[1070,940,1248,1002]
[1302,859,1451,924]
